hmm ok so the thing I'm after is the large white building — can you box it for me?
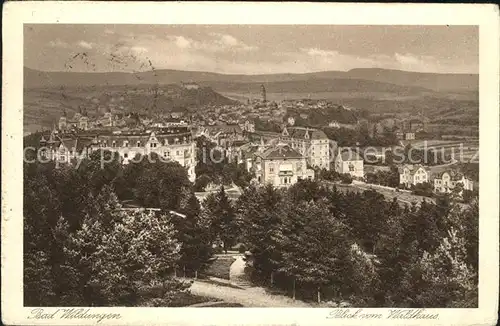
[252,143,314,188]
[434,171,473,195]
[39,127,197,182]
[334,148,364,178]
[280,126,331,170]
[398,164,430,188]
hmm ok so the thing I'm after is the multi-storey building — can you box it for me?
[280,126,331,170]
[434,170,473,194]
[253,143,314,188]
[334,148,364,178]
[39,127,197,182]
[59,108,117,131]
[95,127,196,182]
[39,130,95,164]
[398,164,430,188]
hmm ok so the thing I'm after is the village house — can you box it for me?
[253,143,314,188]
[398,164,430,188]
[334,148,364,178]
[434,170,473,194]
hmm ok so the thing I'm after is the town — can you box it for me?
[34,82,476,202]
[22,24,480,310]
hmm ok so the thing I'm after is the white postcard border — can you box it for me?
[2,2,499,325]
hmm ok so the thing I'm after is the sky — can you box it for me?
[24,25,479,74]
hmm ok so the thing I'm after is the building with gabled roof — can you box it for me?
[334,148,364,178]
[434,170,473,195]
[39,126,197,182]
[253,143,314,188]
[398,164,430,188]
[280,126,331,170]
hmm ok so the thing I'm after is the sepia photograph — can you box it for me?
[3,2,499,326]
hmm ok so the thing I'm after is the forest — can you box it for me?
[24,147,478,307]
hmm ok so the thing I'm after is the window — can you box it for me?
[124,153,128,158]
[124,141,129,147]
[112,141,116,148]
[269,163,274,173]
[137,141,141,147]
[176,150,180,156]
[349,164,354,172]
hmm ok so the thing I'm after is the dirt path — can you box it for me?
[187,279,311,307]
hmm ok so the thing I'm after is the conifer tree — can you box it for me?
[176,192,213,273]
[237,184,285,282]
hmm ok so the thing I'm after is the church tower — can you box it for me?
[260,84,267,103]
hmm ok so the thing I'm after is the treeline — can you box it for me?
[236,180,478,307]
[24,151,213,306]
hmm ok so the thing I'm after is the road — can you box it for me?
[185,279,312,307]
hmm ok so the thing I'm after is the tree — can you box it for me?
[340,173,353,184]
[64,210,189,306]
[278,200,353,301]
[133,153,192,210]
[176,193,213,273]
[77,150,123,196]
[237,184,285,283]
[412,181,434,197]
[203,186,239,253]
[447,200,479,272]
[402,227,477,307]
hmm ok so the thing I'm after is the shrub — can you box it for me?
[412,182,434,197]
[340,173,353,184]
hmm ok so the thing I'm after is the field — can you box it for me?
[410,139,479,163]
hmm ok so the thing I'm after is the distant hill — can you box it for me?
[24,67,478,92]
[201,78,434,96]
[345,68,478,92]
[23,83,236,134]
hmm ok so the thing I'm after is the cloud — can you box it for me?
[172,36,192,49]
[39,29,476,74]
[165,33,258,53]
[77,41,94,49]
[48,39,69,48]
[130,46,148,54]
